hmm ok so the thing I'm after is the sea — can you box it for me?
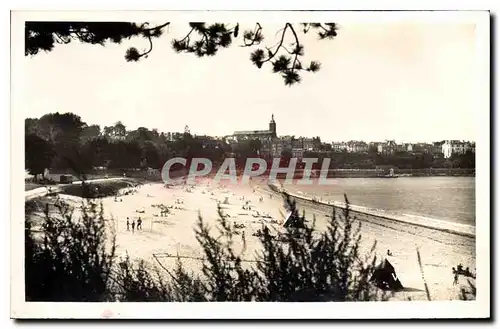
[282,176,475,236]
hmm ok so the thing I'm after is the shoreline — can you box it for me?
[25,176,475,238]
[266,180,475,239]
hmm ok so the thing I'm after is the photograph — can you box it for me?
[10,10,490,319]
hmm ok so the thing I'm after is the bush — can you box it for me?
[25,192,388,302]
[25,200,116,301]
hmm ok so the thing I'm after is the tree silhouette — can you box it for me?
[80,124,101,142]
[25,191,388,302]
[25,21,338,86]
[36,112,85,144]
[25,134,55,179]
[103,121,127,140]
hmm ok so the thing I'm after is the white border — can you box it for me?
[10,10,491,319]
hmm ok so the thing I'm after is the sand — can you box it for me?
[34,178,476,301]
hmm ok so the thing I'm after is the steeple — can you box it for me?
[269,114,277,137]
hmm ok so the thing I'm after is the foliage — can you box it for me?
[25,113,232,175]
[232,138,262,158]
[25,191,388,302]
[25,200,116,301]
[25,133,55,178]
[25,22,164,56]
[25,21,339,86]
[247,23,330,86]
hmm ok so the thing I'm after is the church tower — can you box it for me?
[269,114,277,138]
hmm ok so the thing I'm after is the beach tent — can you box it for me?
[282,211,293,227]
[370,258,404,291]
[282,210,307,229]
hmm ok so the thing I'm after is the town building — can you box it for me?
[377,140,397,156]
[332,142,348,152]
[346,141,369,153]
[291,148,305,158]
[193,135,221,148]
[232,114,277,142]
[411,142,433,154]
[296,137,316,152]
[396,143,406,153]
[442,140,475,158]
[165,132,184,142]
[431,141,445,156]
[270,136,290,157]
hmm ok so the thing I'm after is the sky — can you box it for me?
[19,21,479,143]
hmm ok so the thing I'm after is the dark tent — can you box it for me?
[370,258,404,291]
[283,211,307,229]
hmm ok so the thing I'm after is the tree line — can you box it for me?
[25,112,234,180]
[25,112,475,181]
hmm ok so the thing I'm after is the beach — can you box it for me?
[29,177,476,301]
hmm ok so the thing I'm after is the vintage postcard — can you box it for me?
[11,10,490,319]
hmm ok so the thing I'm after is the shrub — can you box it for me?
[25,200,116,301]
[25,192,387,302]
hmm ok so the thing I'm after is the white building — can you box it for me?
[291,148,304,158]
[377,140,397,155]
[346,141,369,153]
[332,142,348,152]
[442,140,475,158]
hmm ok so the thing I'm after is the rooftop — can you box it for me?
[233,130,273,135]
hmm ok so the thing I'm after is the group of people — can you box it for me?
[126,217,143,232]
[452,263,475,285]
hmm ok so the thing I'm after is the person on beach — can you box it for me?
[126,218,130,231]
[137,217,142,231]
[387,249,393,256]
[452,267,458,285]
[131,220,135,233]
